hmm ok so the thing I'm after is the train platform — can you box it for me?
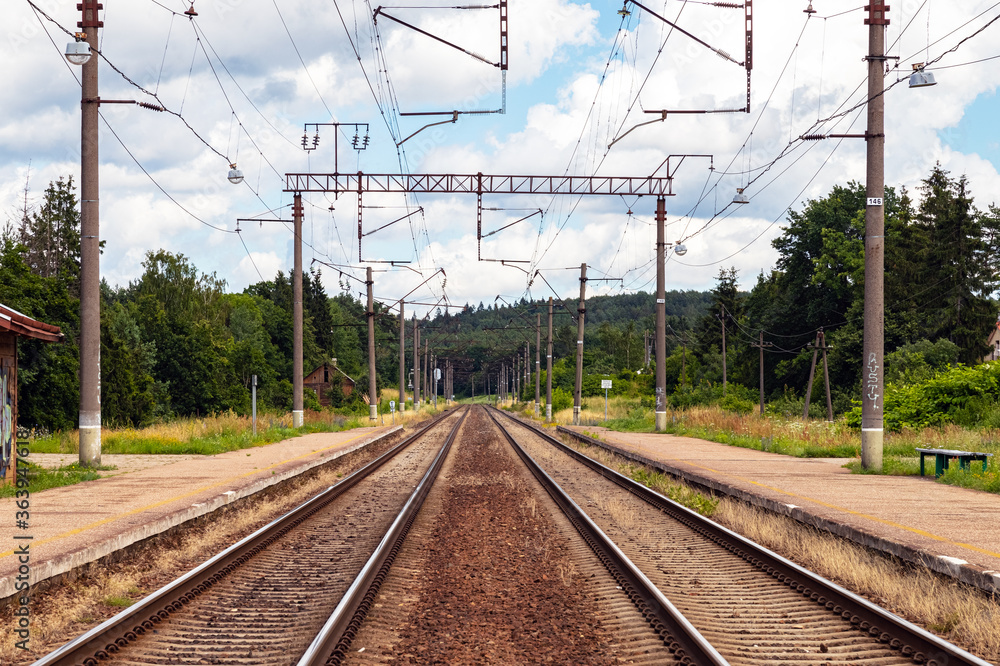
[0,425,401,601]
[559,425,1000,595]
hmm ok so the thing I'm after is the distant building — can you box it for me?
[1,303,63,484]
[304,359,356,407]
[986,315,1000,362]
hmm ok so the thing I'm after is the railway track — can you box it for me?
[31,408,468,666]
[490,407,993,666]
[31,405,992,666]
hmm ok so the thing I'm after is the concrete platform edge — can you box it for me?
[2,426,403,601]
[557,426,1000,596]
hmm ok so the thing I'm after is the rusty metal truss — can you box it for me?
[284,172,674,197]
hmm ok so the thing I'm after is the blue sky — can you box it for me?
[3,1,1000,313]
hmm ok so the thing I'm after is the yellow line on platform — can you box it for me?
[0,430,376,560]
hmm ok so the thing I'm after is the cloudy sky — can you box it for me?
[4,0,1000,313]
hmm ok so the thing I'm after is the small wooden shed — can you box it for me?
[1,303,63,483]
[304,359,356,407]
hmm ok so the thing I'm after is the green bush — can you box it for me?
[551,387,574,411]
[847,361,1000,431]
[720,384,757,415]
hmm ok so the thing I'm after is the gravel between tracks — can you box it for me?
[348,407,657,665]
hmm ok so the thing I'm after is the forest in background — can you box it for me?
[3,162,999,430]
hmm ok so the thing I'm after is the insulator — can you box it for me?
[351,133,360,148]
[312,133,319,147]
[716,49,732,61]
[362,134,370,148]
[712,2,742,7]
[801,134,826,141]
[301,133,309,149]
[137,102,165,112]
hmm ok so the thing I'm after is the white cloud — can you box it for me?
[3,0,1000,310]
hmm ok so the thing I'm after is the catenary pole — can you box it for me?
[535,313,541,416]
[546,297,553,421]
[292,194,304,428]
[367,266,377,421]
[413,318,420,409]
[861,3,887,470]
[574,263,587,426]
[399,300,405,412]
[654,198,667,431]
[78,0,102,466]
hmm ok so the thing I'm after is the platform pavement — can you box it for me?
[560,425,1000,595]
[0,425,401,601]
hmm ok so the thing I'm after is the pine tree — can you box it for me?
[19,177,81,295]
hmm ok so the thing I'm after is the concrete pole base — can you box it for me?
[655,411,667,432]
[370,405,378,421]
[545,405,552,422]
[573,406,580,426]
[861,429,883,470]
[292,410,304,428]
[79,425,101,467]
[535,402,540,417]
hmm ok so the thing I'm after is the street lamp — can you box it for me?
[908,63,937,88]
[228,163,244,185]
[65,34,91,65]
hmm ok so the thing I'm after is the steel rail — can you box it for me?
[509,413,992,666]
[298,406,471,666]
[31,409,459,666]
[486,407,729,666]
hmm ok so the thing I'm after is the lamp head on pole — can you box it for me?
[733,187,750,204]
[673,242,688,257]
[908,63,937,88]
[227,163,244,185]
[65,33,92,66]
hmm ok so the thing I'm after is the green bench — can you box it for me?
[915,447,993,478]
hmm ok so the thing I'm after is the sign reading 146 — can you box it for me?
[867,197,883,206]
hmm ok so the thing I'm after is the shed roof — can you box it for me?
[0,303,63,343]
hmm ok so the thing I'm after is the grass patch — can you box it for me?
[23,410,392,457]
[101,595,134,608]
[0,462,113,497]
[561,402,1000,493]
[560,436,719,517]
[844,456,921,476]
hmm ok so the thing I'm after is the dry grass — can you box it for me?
[716,498,1000,661]
[560,430,1000,661]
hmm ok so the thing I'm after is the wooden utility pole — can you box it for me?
[546,298,554,421]
[821,330,834,421]
[654,198,667,431]
[753,330,773,415]
[423,339,429,408]
[292,194,304,428]
[574,263,587,425]
[366,266,377,421]
[399,300,405,412]
[681,344,687,388]
[720,306,727,397]
[803,329,836,422]
[804,331,821,420]
[535,313,541,416]
[862,3,888,470]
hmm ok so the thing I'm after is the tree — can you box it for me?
[19,177,82,294]
[915,165,995,362]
